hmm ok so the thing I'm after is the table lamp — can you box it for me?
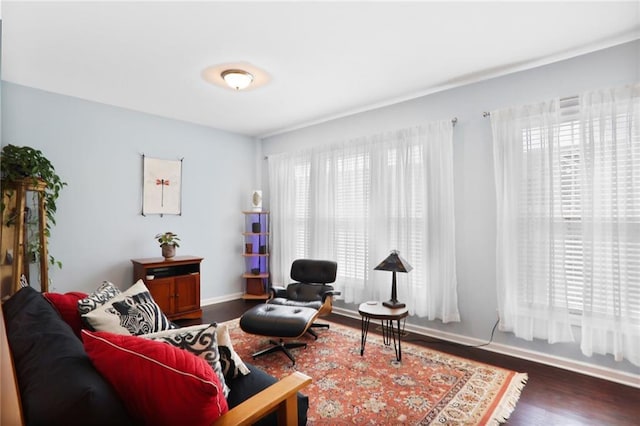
[374,250,413,309]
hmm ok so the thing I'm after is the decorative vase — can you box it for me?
[251,190,263,212]
[162,244,176,259]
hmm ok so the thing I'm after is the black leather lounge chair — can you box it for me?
[239,259,340,364]
[268,259,340,338]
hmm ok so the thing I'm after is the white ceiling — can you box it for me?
[2,1,639,138]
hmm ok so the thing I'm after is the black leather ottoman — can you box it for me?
[240,304,319,365]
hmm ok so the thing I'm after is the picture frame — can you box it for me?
[142,155,182,216]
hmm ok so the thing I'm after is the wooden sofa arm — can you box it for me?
[214,371,312,426]
[1,302,25,426]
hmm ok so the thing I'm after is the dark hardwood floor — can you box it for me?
[179,299,640,426]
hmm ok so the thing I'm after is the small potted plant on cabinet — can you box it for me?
[155,232,180,259]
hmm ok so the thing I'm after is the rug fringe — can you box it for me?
[488,373,529,425]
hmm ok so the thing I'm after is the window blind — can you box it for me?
[520,96,640,319]
[294,162,310,259]
[334,154,370,282]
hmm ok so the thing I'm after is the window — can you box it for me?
[521,97,640,318]
[291,148,427,289]
[521,98,585,313]
[293,162,310,259]
[493,84,640,364]
[333,153,370,283]
[291,152,372,285]
[269,122,459,321]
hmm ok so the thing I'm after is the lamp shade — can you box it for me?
[374,250,411,309]
[374,250,413,273]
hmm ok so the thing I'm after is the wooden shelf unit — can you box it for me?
[131,255,203,320]
[242,211,270,300]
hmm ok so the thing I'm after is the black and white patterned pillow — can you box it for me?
[216,323,250,381]
[78,281,121,315]
[19,274,29,288]
[144,324,229,397]
[82,280,174,335]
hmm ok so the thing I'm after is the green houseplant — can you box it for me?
[0,144,67,268]
[155,231,180,259]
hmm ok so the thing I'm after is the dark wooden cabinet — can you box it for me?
[131,255,203,320]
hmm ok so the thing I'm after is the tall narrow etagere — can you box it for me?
[242,211,270,300]
[0,179,49,298]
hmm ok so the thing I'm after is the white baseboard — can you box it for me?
[332,307,639,389]
[201,292,244,306]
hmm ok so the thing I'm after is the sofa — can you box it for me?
[1,286,310,425]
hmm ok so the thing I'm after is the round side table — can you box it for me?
[358,301,409,362]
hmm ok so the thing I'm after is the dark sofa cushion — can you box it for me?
[3,286,134,426]
[227,363,309,426]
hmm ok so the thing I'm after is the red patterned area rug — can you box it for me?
[224,318,527,425]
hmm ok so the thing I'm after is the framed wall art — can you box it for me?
[142,155,183,216]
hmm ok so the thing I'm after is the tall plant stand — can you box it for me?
[0,179,48,298]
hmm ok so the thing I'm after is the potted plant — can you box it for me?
[155,232,180,259]
[0,144,67,268]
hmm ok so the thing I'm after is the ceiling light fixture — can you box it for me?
[202,63,269,92]
[221,69,254,91]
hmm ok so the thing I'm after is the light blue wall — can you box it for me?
[261,40,640,376]
[1,82,257,300]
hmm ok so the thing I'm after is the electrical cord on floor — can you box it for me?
[403,318,500,349]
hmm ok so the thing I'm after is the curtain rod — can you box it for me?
[483,95,580,118]
[264,118,458,160]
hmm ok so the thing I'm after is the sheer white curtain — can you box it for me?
[268,149,311,286]
[268,121,459,322]
[579,85,640,365]
[491,84,640,365]
[491,100,576,344]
